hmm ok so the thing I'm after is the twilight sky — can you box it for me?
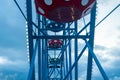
[0,0,120,80]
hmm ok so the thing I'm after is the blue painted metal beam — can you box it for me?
[76,22,90,36]
[37,14,42,80]
[86,2,96,80]
[41,17,48,80]
[85,39,109,80]
[63,45,87,80]
[68,23,72,80]
[96,4,120,27]
[14,0,27,21]
[27,40,38,80]
[33,35,89,39]
[26,0,35,80]
[74,21,78,80]
[64,29,69,80]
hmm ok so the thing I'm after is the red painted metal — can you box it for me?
[35,0,95,22]
[48,39,63,48]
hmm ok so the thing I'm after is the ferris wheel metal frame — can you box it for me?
[26,1,106,80]
[14,0,120,80]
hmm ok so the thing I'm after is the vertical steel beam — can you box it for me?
[26,0,35,80]
[42,17,46,80]
[85,40,109,80]
[63,26,67,79]
[37,14,42,80]
[68,23,72,80]
[74,21,78,80]
[41,17,48,80]
[86,2,96,80]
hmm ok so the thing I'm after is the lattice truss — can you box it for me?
[13,0,120,80]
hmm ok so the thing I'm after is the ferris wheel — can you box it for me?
[14,0,120,80]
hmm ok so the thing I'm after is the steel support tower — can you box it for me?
[13,0,120,79]
[13,0,112,80]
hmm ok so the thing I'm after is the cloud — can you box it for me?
[81,33,120,79]
[0,1,29,80]
[76,40,120,80]
[95,44,107,51]
[0,57,13,65]
[93,44,120,79]
[0,47,27,61]
[0,47,29,77]
[94,2,120,79]
[95,46,120,69]
[110,76,120,80]
[0,56,28,80]
[0,71,27,80]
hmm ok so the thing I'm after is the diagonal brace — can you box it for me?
[84,39,109,80]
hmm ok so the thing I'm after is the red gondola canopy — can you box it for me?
[35,0,95,22]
